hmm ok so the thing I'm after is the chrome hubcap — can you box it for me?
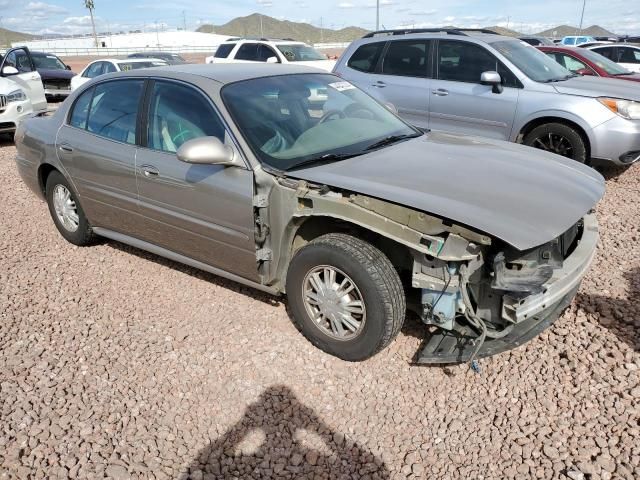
[302,266,366,340]
[532,132,575,158]
[52,185,79,232]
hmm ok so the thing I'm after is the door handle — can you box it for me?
[140,165,159,178]
[58,144,73,153]
[432,89,449,96]
[371,81,386,88]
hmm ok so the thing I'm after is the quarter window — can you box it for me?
[382,40,429,77]
[147,81,226,153]
[593,47,615,60]
[69,87,94,130]
[347,42,385,73]
[84,80,144,144]
[103,62,117,73]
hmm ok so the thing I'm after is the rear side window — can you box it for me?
[215,43,236,58]
[347,42,385,73]
[83,80,144,144]
[147,81,225,153]
[382,40,429,77]
[69,87,94,130]
[593,46,615,60]
[619,47,640,63]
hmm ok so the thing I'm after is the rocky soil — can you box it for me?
[0,140,638,479]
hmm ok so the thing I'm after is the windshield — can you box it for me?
[276,44,327,62]
[222,73,419,170]
[118,61,166,71]
[578,48,631,75]
[493,40,574,82]
[32,54,66,70]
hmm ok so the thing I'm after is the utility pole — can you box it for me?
[320,17,324,43]
[155,20,160,47]
[182,10,186,31]
[84,0,99,47]
[376,0,379,30]
[260,14,264,38]
[578,0,587,34]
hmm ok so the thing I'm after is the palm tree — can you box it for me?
[84,0,99,47]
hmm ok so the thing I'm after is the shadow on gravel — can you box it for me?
[183,385,390,479]
[104,240,282,307]
[575,267,639,352]
[0,133,15,146]
[595,164,633,180]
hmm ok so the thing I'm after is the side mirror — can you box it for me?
[176,136,237,166]
[575,67,595,76]
[383,102,398,114]
[65,65,72,70]
[2,66,19,76]
[480,70,503,94]
[266,56,279,64]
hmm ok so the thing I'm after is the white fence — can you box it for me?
[21,45,216,58]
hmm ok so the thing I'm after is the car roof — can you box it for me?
[221,38,306,45]
[119,63,328,84]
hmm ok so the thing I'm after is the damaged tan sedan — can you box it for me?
[15,64,604,364]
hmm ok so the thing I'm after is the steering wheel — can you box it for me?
[344,103,376,120]
[319,109,346,124]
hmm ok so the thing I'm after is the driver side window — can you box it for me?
[147,81,226,153]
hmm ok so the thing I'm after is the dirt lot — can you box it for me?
[0,138,638,480]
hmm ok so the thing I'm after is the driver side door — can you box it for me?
[135,79,258,280]
[0,47,47,112]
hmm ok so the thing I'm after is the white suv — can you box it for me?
[205,38,335,72]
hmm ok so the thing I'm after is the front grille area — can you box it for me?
[43,79,71,90]
[0,95,6,109]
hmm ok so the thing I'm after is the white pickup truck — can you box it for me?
[0,47,47,136]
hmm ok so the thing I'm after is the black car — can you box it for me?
[127,51,188,65]
[30,51,75,100]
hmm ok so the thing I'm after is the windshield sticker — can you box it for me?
[328,81,355,91]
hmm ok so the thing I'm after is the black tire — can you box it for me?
[286,233,406,361]
[45,170,96,246]
[523,122,587,162]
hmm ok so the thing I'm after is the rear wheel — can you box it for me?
[45,171,95,246]
[286,233,406,361]
[523,122,587,162]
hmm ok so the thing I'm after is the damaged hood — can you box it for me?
[287,132,604,251]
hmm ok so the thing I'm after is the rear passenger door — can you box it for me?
[365,40,431,129]
[135,80,258,280]
[429,40,521,140]
[56,79,145,236]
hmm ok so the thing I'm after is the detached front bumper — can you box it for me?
[416,213,598,364]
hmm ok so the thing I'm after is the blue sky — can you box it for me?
[1,1,638,36]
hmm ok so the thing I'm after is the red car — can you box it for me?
[537,45,640,83]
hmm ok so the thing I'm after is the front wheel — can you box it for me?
[523,123,587,162]
[286,233,406,361]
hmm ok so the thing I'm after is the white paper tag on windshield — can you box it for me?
[328,81,356,91]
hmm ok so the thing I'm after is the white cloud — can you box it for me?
[338,2,356,8]
[256,0,273,7]
[24,1,68,16]
[411,9,438,16]
[62,16,96,27]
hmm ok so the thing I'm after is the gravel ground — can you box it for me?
[0,139,638,480]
